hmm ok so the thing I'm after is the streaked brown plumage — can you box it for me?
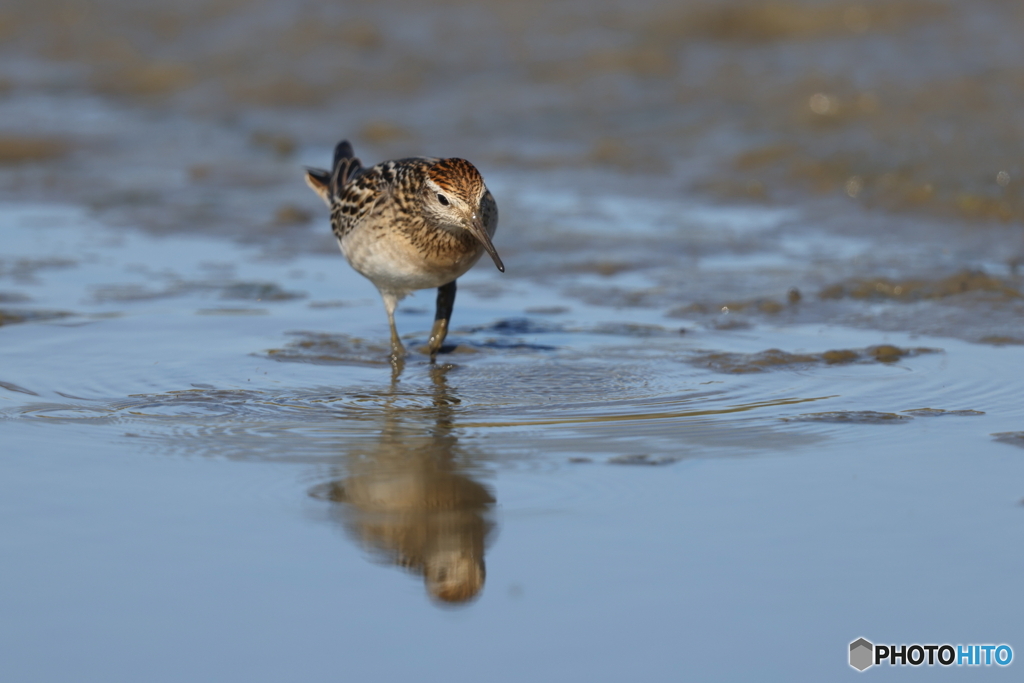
[305,140,503,362]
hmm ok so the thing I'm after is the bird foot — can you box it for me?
[425,318,449,362]
[389,340,406,376]
[389,336,406,365]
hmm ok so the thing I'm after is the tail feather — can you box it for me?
[304,139,363,207]
[333,140,355,169]
[304,167,332,207]
[330,139,362,196]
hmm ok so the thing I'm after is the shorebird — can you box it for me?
[305,140,503,362]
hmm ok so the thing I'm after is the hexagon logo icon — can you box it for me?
[850,638,874,671]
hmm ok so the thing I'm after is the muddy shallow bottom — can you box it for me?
[2,200,1023,680]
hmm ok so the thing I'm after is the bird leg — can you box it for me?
[426,280,457,361]
[381,292,405,361]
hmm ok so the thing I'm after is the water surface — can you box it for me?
[3,1,1024,680]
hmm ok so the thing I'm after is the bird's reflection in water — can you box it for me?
[314,364,495,605]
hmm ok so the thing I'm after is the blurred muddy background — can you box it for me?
[3,1,1024,681]
[3,0,1024,339]
[2,0,1024,216]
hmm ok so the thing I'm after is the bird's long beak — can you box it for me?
[467,214,504,273]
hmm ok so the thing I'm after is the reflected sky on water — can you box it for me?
[3,1,1024,679]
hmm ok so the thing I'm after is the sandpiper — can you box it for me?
[305,140,503,362]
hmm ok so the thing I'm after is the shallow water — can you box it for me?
[3,1,1024,680]
[4,196,1024,680]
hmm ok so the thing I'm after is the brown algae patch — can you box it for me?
[669,297,791,317]
[902,408,984,417]
[992,432,1024,449]
[782,411,913,424]
[0,136,70,164]
[460,318,561,336]
[691,345,937,373]
[250,131,297,159]
[220,282,306,302]
[583,322,682,338]
[91,280,305,303]
[0,309,71,326]
[649,1,946,43]
[0,257,77,282]
[820,271,1021,302]
[979,336,1024,346]
[463,318,682,339]
[566,260,638,277]
[524,306,571,315]
[271,204,313,226]
[265,332,393,367]
[91,62,195,98]
[196,308,268,316]
[0,380,39,396]
[359,121,413,146]
[607,454,681,466]
[91,283,191,303]
[307,300,355,309]
[0,310,27,326]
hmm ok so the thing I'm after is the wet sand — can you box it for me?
[2,1,1024,680]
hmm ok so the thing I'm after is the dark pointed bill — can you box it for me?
[468,216,505,272]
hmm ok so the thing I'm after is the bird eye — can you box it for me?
[437,194,450,206]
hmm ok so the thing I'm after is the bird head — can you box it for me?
[423,158,504,272]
